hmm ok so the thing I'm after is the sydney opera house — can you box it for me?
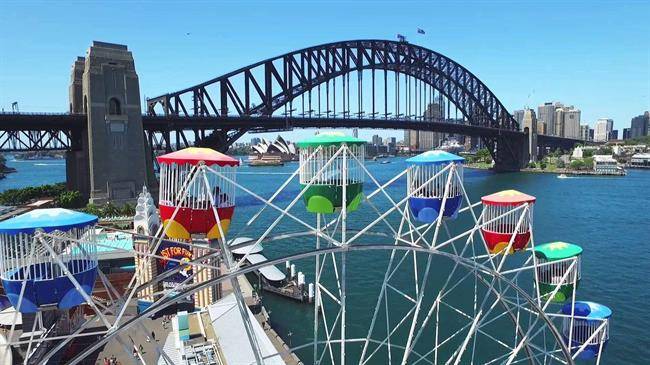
[249,135,298,164]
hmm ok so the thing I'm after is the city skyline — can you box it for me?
[1,1,648,142]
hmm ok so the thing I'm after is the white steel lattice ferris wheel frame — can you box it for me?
[2,144,610,365]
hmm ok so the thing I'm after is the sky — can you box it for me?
[1,0,649,142]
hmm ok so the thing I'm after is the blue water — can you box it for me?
[1,156,648,363]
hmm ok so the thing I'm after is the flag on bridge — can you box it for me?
[417,28,426,34]
[397,34,407,42]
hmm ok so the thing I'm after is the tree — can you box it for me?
[540,161,547,170]
[570,160,585,170]
[557,160,566,169]
[527,162,537,169]
[583,157,594,169]
[56,191,85,208]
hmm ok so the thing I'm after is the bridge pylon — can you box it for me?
[68,41,155,205]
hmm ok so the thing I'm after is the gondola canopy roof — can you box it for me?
[296,132,366,148]
[534,242,583,261]
[406,150,465,165]
[0,208,98,235]
[156,147,239,167]
[481,190,536,206]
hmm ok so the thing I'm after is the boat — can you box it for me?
[557,174,568,179]
[380,160,391,164]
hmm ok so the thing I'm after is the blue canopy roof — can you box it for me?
[406,150,465,165]
[0,208,98,235]
[561,301,612,319]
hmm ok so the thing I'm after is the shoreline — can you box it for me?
[464,164,626,176]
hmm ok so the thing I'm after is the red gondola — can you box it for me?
[480,190,535,254]
[157,147,239,240]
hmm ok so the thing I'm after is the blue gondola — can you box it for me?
[0,208,99,313]
[406,150,465,222]
[561,301,612,360]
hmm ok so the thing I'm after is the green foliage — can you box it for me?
[557,160,566,168]
[527,162,537,168]
[540,161,547,170]
[623,135,650,145]
[0,183,66,205]
[81,202,135,218]
[595,147,613,155]
[570,160,585,170]
[583,157,594,169]
[56,190,85,208]
[582,149,594,158]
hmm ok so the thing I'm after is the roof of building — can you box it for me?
[0,208,97,235]
[593,155,617,162]
[157,147,239,167]
[246,254,286,282]
[406,150,465,165]
[561,301,612,319]
[208,294,286,365]
[481,190,536,206]
[631,153,650,159]
[296,132,366,148]
[534,242,583,261]
[229,237,263,255]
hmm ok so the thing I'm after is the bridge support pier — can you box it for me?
[484,134,528,172]
[69,41,155,205]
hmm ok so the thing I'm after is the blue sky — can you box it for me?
[1,1,648,142]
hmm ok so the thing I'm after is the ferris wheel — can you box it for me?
[0,134,612,365]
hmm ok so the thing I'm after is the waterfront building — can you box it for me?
[572,147,584,159]
[593,155,620,174]
[630,111,650,138]
[250,136,297,162]
[594,118,614,142]
[630,153,650,168]
[538,102,557,136]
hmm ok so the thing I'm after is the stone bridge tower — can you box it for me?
[69,41,152,205]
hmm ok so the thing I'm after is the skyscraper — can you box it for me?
[522,108,537,162]
[554,105,580,138]
[623,128,631,140]
[537,102,557,136]
[580,124,590,141]
[594,118,614,142]
[352,128,359,138]
[630,111,649,138]
[537,121,547,135]
[513,109,525,129]
[563,108,581,139]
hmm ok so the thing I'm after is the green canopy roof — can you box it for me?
[296,132,366,148]
[534,242,583,261]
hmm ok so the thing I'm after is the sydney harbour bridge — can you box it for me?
[0,40,579,202]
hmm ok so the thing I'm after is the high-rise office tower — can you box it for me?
[537,102,557,136]
[594,118,614,142]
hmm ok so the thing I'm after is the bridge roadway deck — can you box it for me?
[0,112,582,147]
[0,112,523,137]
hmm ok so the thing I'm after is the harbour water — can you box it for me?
[1,156,648,363]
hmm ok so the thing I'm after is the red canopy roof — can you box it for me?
[481,190,536,206]
[156,147,239,167]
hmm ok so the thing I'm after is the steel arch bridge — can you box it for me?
[146,39,527,170]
